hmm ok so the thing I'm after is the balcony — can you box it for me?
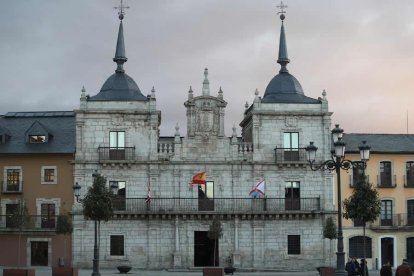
[98,147,135,162]
[112,197,320,214]
[274,148,308,164]
[370,213,414,229]
[376,174,396,188]
[404,175,414,188]
[1,181,23,194]
[0,215,56,231]
[158,141,175,160]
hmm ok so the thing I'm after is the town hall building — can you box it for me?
[72,6,336,271]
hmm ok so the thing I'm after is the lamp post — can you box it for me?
[305,124,370,276]
[73,173,118,276]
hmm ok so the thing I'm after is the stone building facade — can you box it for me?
[72,11,336,271]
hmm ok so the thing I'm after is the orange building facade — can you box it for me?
[341,134,414,270]
[0,111,75,267]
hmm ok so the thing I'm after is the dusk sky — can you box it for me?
[1,0,413,136]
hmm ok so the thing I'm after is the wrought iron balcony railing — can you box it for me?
[370,213,414,228]
[376,174,397,188]
[274,148,308,163]
[98,147,135,161]
[112,197,320,213]
[0,215,57,230]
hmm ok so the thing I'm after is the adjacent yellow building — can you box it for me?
[341,133,414,270]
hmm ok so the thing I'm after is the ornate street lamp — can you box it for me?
[73,173,118,276]
[305,125,370,276]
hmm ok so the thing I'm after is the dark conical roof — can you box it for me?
[89,19,147,102]
[262,17,319,104]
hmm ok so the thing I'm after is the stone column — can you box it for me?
[232,216,241,267]
[173,216,182,268]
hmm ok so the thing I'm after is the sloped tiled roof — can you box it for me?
[0,111,75,154]
[343,133,414,154]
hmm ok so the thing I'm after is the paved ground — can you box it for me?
[0,267,387,276]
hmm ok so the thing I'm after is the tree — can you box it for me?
[208,216,223,267]
[343,177,380,276]
[323,217,337,266]
[56,213,73,266]
[82,174,114,222]
[81,173,114,275]
[9,202,30,266]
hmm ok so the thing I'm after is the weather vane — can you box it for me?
[114,0,129,21]
[277,1,288,21]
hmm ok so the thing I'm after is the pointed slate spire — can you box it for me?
[113,20,128,73]
[276,2,290,73]
[202,68,210,96]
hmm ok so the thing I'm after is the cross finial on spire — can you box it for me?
[277,1,288,21]
[114,0,130,21]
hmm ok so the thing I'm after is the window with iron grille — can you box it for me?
[44,169,55,182]
[287,235,301,255]
[110,235,124,256]
[349,236,372,258]
[6,169,20,191]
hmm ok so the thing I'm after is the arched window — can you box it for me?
[349,236,372,258]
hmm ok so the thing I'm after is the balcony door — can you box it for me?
[41,204,55,229]
[285,181,300,210]
[283,132,299,161]
[406,162,414,187]
[109,131,125,160]
[198,181,214,211]
[6,204,19,228]
[381,200,393,226]
[111,181,126,211]
[380,161,392,187]
[407,200,414,226]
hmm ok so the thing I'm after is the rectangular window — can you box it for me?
[41,166,57,184]
[283,132,299,161]
[381,200,393,226]
[6,169,21,192]
[29,135,46,143]
[380,161,392,187]
[406,162,414,187]
[285,181,300,210]
[110,235,124,256]
[287,235,301,255]
[44,169,55,182]
[41,203,55,229]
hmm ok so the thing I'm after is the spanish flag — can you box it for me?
[192,172,206,185]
